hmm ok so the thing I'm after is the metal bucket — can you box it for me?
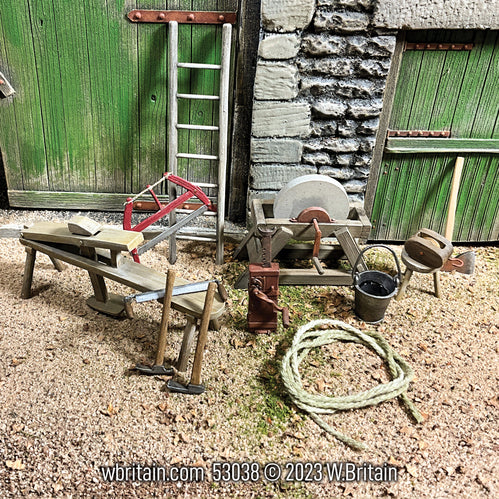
[352,245,401,324]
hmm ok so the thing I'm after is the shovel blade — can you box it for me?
[441,251,475,274]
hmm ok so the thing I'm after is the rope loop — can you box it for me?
[281,319,422,450]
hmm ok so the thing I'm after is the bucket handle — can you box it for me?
[352,244,402,286]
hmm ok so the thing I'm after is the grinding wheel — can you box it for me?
[273,175,349,220]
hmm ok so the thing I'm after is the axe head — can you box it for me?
[441,251,475,275]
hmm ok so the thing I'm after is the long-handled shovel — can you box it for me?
[167,281,217,395]
[441,157,475,274]
[135,269,176,375]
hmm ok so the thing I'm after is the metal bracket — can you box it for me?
[127,10,237,24]
[405,42,473,51]
[387,130,451,138]
[0,72,15,97]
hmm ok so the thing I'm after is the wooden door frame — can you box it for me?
[227,0,261,222]
[364,31,405,218]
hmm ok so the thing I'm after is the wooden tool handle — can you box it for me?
[444,157,464,241]
[190,281,216,386]
[154,269,176,365]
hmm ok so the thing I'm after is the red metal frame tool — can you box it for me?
[123,173,213,262]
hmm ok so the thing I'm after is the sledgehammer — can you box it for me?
[135,269,176,376]
[167,281,216,395]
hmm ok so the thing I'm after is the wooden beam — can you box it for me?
[364,32,406,217]
[385,138,499,154]
[279,268,353,286]
[19,238,225,320]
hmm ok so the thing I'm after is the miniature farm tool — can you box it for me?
[128,272,228,376]
[19,220,226,344]
[123,172,213,264]
[397,229,452,300]
[441,157,475,274]
[133,269,177,376]
[247,226,289,333]
[166,281,217,395]
[234,174,370,288]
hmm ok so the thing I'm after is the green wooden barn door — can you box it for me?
[0,0,235,210]
[370,30,499,242]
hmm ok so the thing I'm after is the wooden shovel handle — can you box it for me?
[154,269,176,365]
[190,281,216,386]
[444,157,464,241]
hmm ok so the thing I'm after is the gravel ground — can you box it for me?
[0,209,497,498]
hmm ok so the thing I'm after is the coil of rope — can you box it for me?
[281,319,423,450]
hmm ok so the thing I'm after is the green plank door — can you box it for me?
[0,0,235,210]
[371,30,499,242]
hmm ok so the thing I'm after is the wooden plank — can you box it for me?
[451,31,497,138]
[334,227,367,271]
[388,44,424,130]
[138,0,169,188]
[0,1,48,191]
[233,227,255,260]
[52,0,95,191]
[252,198,267,227]
[21,222,143,252]
[8,190,134,210]
[114,1,140,194]
[27,0,71,191]
[385,138,499,154]
[407,39,448,130]
[20,238,225,320]
[278,268,353,286]
[428,34,470,131]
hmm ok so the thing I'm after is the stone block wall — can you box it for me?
[248,0,396,212]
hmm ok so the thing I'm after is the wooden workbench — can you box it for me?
[19,221,225,371]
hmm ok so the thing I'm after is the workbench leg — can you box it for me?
[433,271,441,298]
[396,269,413,301]
[176,317,198,372]
[21,247,36,299]
[233,227,255,261]
[87,272,108,303]
[209,318,221,331]
[49,257,66,272]
[334,227,367,272]
[80,247,108,303]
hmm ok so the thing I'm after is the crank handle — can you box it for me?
[282,307,290,328]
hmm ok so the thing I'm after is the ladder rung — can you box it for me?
[176,209,216,217]
[177,124,219,131]
[194,182,218,189]
[178,62,222,70]
[177,153,218,160]
[177,93,219,101]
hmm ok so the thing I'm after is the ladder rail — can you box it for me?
[216,23,232,265]
[168,21,179,264]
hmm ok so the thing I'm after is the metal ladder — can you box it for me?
[168,20,232,265]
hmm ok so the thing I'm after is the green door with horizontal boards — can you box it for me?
[0,0,235,210]
[369,30,499,242]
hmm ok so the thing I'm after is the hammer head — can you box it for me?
[166,379,205,395]
[135,364,174,376]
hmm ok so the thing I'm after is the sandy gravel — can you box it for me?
[0,209,497,498]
